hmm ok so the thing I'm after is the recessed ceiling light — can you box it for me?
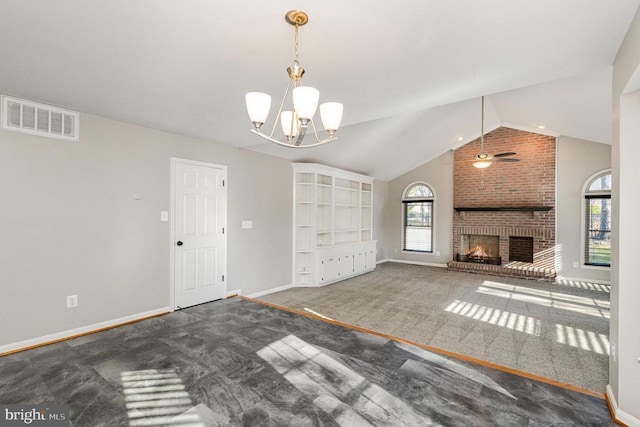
[457,136,464,142]
[537,124,546,129]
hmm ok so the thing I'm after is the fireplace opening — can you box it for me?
[509,236,534,263]
[456,234,501,265]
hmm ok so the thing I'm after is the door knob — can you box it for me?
[176,241,183,246]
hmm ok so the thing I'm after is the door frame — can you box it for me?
[169,157,228,311]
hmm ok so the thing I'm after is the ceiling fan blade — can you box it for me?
[493,152,517,158]
[497,158,521,162]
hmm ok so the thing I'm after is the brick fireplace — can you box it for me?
[447,127,556,280]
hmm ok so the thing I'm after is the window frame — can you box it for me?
[401,182,435,254]
[581,170,611,269]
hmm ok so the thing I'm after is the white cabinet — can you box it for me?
[293,163,376,286]
[354,250,365,272]
[339,254,354,277]
[316,241,377,286]
[318,255,339,284]
[365,247,376,270]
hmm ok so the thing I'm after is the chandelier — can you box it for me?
[245,10,343,148]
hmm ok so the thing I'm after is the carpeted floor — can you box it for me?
[257,262,610,393]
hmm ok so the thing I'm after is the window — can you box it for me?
[584,171,611,267]
[403,183,434,252]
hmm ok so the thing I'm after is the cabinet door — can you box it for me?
[365,249,376,269]
[354,251,366,273]
[320,256,339,284]
[339,254,354,277]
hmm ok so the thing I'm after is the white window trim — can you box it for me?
[580,168,611,269]
[401,181,437,254]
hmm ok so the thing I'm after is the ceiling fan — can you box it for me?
[473,96,520,169]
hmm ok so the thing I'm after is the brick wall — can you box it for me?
[454,127,555,207]
[451,127,556,272]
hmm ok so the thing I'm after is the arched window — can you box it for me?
[583,171,611,267]
[403,183,434,252]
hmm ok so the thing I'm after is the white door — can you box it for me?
[173,160,226,309]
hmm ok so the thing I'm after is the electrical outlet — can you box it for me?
[573,261,579,268]
[436,251,441,256]
[67,294,78,308]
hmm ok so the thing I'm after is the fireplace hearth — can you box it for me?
[449,225,556,280]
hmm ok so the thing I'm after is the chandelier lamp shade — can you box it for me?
[245,10,344,148]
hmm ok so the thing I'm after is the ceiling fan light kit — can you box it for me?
[245,10,343,148]
[473,155,492,169]
[472,96,520,168]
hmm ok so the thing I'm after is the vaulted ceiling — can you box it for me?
[1,1,637,180]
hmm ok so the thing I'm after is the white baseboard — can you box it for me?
[555,276,611,285]
[386,258,449,268]
[0,306,170,356]
[607,385,640,426]
[246,283,293,299]
[377,258,391,264]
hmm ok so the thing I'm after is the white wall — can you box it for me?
[384,150,454,265]
[0,112,292,348]
[611,5,640,425]
[373,179,389,260]
[555,136,611,283]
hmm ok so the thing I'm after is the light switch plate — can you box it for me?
[242,220,253,229]
[161,211,169,222]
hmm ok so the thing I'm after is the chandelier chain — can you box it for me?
[294,24,300,64]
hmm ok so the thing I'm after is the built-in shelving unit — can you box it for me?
[292,163,376,286]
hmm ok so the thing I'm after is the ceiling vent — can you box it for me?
[1,95,79,141]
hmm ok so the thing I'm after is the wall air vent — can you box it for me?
[1,95,79,142]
